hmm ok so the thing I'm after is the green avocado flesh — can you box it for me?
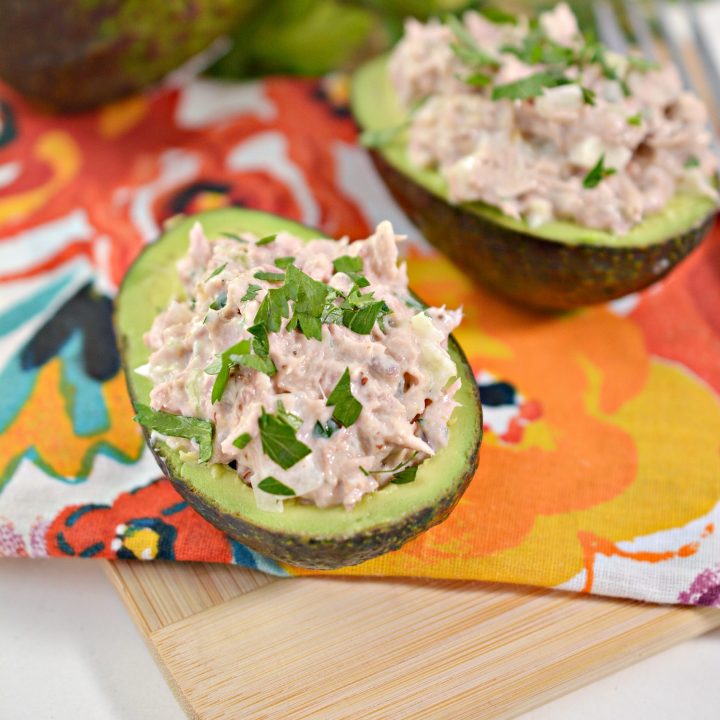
[351,55,717,309]
[116,209,482,569]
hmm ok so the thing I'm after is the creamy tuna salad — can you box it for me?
[387,3,718,234]
[139,222,462,511]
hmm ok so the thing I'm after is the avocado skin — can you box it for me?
[370,151,714,311]
[0,0,256,112]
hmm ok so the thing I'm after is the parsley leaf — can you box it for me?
[492,71,571,100]
[206,263,227,281]
[684,155,701,169]
[391,466,418,485]
[220,231,247,243]
[274,256,295,269]
[580,86,596,106]
[314,418,340,438]
[583,155,616,189]
[285,264,332,341]
[258,405,311,469]
[627,113,643,126]
[326,368,362,427]
[241,284,261,302]
[207,337,276,403]
[233,433,251,449]
[465,72,492,87]
[254,271,285,283]
[134,404,214,463]
[276,401,303,431]
[209,289,227,311]
[248,322,270,356]
[333,255,363,274]
[343,299,391,335]
[256,234,277,246]
[254,285,291,332]
[258,476,296,496]
[446,15,500,69]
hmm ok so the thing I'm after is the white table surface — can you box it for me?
[1,559,718,720]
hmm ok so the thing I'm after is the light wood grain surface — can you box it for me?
[104,561,720,719]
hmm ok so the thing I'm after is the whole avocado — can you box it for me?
[0,0,258,111]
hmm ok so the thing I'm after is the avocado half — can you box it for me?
[115,208,482,569]
[351,55,717,311]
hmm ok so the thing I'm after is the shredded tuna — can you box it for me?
[389,3,718,234]
[144,222,463,511]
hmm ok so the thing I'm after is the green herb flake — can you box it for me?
[684,155,701,169]
[580,86,596,106]
[258,476,296,496]
[627,113,643,126]
[326,368,362,427]
[343,299,391,335]
[313,418,340,439]
[206,262,227,281]
[391,466,418,485]
[209,289,227,311]
[220,231,247,243]
[258,406,312,470]
[274,256,295,269]
[582,154,617,189]
[254,285,291,332]
[241,284,262,302]
[333,255,363,274]
[492,71,571,101]
[207,336,277,403]
[254,271,285,283]
[465,72,492,87]
[446,15,500,69]
[284,265,332,341]
[256,234,277,246]
[134,404,214,463]
[233,433,252,450]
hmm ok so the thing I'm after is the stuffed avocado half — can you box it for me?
[351,42,717,311]
[116,209,482,569]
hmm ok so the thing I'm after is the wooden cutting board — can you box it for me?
[104,560,720,719]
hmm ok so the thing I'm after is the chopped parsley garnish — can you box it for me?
[360,124,408,149]
[256,234,277,246]
[501,30,574,68]
[254,271,285,283]
[241,283,261,302]
[684,155,701,169]
[492,71,571,101]
[258,476,296,496]
[479,7,518,24]
[233,433,251,449]
[341,284,392,334]
[258,405,311,469]
[284,264,331,341]
[220,231,247,243]
[360,452,419,482]
[209,289,227,311]
[206,262,227,281]
[627,113,643,126]
[206,338,277,403]
[326,368,362,427]
[580,86,596,106]
[446,14,500,69]
[134,404,214,463]
[254,285,292,332]
[274,256,295,269]
[276,401,303,431]
[313,418,340,438]
[583,155,616,189]
[248,322,270,357]
[391,466,418,485]
[465,72,492,87]
[332,255,370,287]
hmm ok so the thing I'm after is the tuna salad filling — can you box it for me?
[139,222,462,512]
[387,3,718,234]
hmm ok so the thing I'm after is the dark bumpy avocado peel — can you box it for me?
[115,208,482,570]
[351,55,717,311]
